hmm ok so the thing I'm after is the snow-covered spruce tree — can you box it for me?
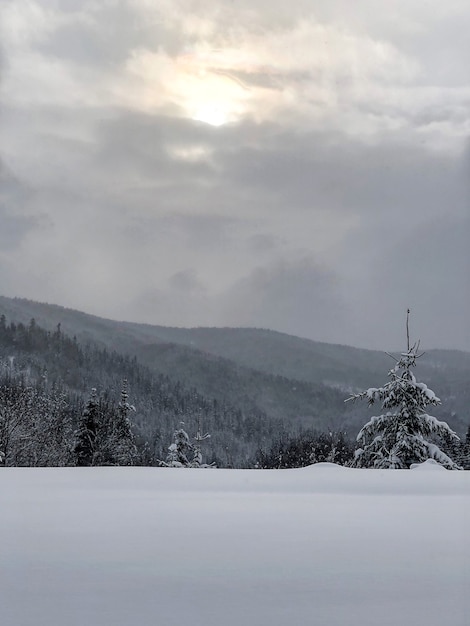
[83,381,138,466]
[161,425,193,467]
[74,388,99,466]
[111,379,138,465]
[347,315,461,469]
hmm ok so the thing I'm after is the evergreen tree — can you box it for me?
[74,388,99,466]
[459,424,470,469]
[108,379,137,465]
[163,425,193,467]
[0,314,7,342]
[79,383,138,466]
[347,313,461,469]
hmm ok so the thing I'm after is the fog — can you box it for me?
[1,1,469,349]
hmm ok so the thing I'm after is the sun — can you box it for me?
[125,46,273,127]
[174,59,250,126]
[186,76,242,126]
[127,48,254,126]
[192,103,229,126]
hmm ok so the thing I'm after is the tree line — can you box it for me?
[0,316,285,467]
[0,314,468,469]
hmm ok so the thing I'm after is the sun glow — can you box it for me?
[192,103,229,126]
[174,56,251,126]
[125,48,258,126]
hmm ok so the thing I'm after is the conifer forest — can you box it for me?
[0,300,468,470]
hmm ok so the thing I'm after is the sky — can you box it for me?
[0,0,469,350]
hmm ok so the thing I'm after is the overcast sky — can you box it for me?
[0,0,469,350]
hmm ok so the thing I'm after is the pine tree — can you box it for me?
[74,388,99,466]
[112,379,137,465]
[0,314,7,341]
[460,424,470,469]
[347,313,461,469]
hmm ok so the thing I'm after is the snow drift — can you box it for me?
[1,465,468,626]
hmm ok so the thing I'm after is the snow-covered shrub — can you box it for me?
[160,424,215,468]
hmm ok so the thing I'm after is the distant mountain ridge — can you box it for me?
[0,295,468,435]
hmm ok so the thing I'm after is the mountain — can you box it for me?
[0,295,468,436]
[0,316,283,467]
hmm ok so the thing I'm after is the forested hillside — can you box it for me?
[0,296,468,470]
[0,296,468,437]
[0,317,290,466]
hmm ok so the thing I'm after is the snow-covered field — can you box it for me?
[1,463,469,626]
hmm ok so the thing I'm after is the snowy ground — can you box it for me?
[1,463,469,626]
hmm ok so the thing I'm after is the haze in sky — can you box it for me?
[0,0,469,349]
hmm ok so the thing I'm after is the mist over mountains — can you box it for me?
[0,295,468,445]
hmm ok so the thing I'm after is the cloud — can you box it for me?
[121,12,424,135]
[220,257,348,343]
[3,0,468,143]
[125,256,349,344]
[363,216,470,350]
[130,269,215,328]
[0,160,43,249]
[0,208,38,250]
[0,103,468,347]
[0,0,468,349]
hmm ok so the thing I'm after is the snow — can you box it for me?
[411,459,447,470]
[1,466,469,626]
[416,382,439,402]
